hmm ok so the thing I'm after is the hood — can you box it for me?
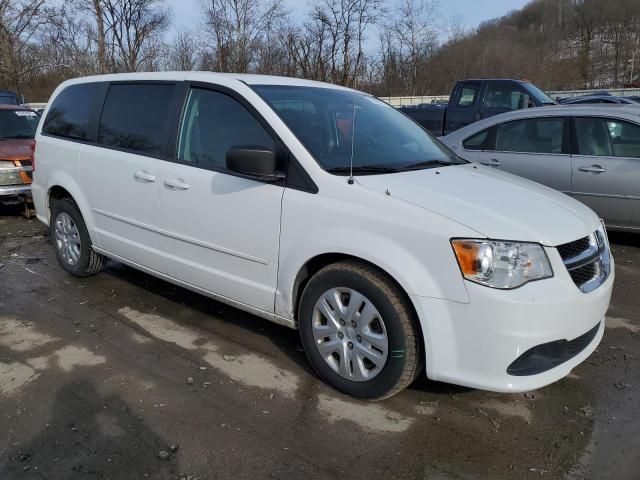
[355,163,600,246]
[0,138,34,160]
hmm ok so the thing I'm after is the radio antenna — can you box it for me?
[348,94,356,185]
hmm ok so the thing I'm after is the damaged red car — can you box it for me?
[0,104,39,211]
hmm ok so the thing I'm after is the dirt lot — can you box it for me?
[0,209,638,480]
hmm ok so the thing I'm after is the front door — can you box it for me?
[158,86,284,312]
[571,117,640,229]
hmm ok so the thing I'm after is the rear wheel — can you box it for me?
[50,197,106,277]
[298,260,422,400]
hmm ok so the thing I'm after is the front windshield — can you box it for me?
[0,109,39,139]
[252,85,466,174]
[525,84,556,105]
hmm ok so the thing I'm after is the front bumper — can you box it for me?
[412,247,614,392]
[0,184,31,196]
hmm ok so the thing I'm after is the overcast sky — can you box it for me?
[166,0,533,42]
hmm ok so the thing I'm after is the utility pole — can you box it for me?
[631,50,636,86]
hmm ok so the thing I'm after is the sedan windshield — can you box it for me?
[252,85,466,174]
[0,109,39,139]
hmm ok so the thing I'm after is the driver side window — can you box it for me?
[178,88,275,171]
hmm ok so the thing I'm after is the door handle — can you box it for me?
[134,170,156,182]
[164,178,190,190]
[480,158,503,167]
[578,165,607,174]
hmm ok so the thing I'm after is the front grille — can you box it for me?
[569,263,596,285]
[557,229,611,293]
[557,237,590,260]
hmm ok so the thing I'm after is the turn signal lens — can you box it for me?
[451,239,553,289]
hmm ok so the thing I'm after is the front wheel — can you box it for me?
[298,261,422,400]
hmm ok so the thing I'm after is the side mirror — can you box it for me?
[226,146,284,182]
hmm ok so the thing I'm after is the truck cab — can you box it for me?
[401,79,557,136]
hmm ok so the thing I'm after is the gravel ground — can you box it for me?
[0,208,638,480]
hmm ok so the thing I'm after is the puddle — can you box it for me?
[0,361,40,396]
[119,306,299,396]
[53,346,106,371]
[119,307,202,349]
[28,346,106,372]
[203,351,298,397]
[317,393,414,433]
[606,317,639,333]
[476,399,533,424]
[0,317,59,352]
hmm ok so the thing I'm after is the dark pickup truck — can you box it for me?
[0,90,18,105]
[400,79,557,136]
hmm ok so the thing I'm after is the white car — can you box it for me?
[32,72,614,399]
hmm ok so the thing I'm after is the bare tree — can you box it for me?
[101,0,171,72]
[166,29,199,70]
[310,0,384,87]
[201,0,285,73]
[379,0,439,94]
[0,0,55,93]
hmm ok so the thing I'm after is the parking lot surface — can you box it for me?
[0,210,638,479]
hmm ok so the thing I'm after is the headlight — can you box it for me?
[451,239,553,289]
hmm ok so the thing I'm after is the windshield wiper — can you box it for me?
[400,160,456,171]
[326,165,401,174]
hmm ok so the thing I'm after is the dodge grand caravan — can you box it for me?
[32,72,614,400]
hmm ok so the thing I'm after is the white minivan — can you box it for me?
[32,72,614,399]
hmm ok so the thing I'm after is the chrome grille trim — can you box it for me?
[558,228,611,293]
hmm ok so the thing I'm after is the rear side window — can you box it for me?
[462,129,489,150]
[177,88,274,170]
[575,117,640,158]
[456,83,479,107]
[42,83,98,140]
[97,83,175,156]
[495,118,564,154]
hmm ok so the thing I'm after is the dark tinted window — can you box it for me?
[462,129,489,150]
[0,109,39,139]
[495,118,564,154]
[98,83,174,156]
[42,83,98,140]
[178,88,274,170]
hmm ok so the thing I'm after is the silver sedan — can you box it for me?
[441,105,640,232]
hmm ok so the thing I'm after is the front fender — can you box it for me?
[275,189,474,322]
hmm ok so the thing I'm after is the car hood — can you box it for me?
[355,163,600,246]
[0,138,34,160]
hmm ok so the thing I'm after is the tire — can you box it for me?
[298,260,422,400]
[50,197,106,277]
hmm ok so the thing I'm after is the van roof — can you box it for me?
[57,71,355,92]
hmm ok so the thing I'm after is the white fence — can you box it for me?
[381,88,640,107]
[379,95,450,107]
